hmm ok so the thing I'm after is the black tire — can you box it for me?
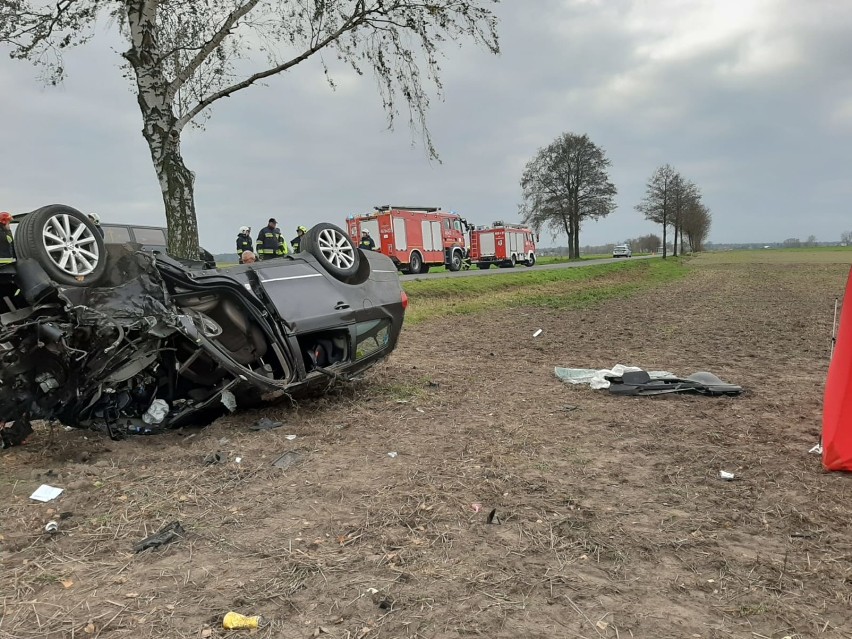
[420,265,430,274]
[478,262,491,269]
[525,253,536,267]
[300,222,360,280]
[408,251,423,275]
[447,249,463,272]
[15,204,107,286]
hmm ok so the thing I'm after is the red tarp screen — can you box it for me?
[823,266,852,471]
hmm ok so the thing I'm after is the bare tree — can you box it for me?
[520,133,617,259]
[783,238,801,248]
[804,234,818,247]
[669,174,699,257]
[681,200,711,252]
[636,164,678,259]
[841,231,852,245]
[626,233,661,254]
[1,1,499,258]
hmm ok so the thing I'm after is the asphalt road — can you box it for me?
[399,254,655,281]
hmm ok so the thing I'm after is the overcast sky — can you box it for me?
[1,0,851,252]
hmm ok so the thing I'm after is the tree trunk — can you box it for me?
[672,220,678,257]
[561,216,574,259]
[661,213,667,259]
[141,120,199,259]
[572,215,580,259]
[125,0,201,260]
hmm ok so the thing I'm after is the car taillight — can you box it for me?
[401,290,409,311]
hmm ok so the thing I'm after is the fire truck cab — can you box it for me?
[346,206,470,274]
[469,221,537,269]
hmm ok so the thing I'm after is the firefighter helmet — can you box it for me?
[239,226,250,234]
[297,225,308,234]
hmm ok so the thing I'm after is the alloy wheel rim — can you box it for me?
[317,228,355,269]
[41,214,100,276]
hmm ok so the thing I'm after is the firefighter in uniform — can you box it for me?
[291,225,308,253]
[256,217,287,260]
[359,229,376,251]
[0,212,15,263]
[236,226,253,263]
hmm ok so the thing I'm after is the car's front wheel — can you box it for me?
[15,204,107,286]
[301,223,361,281]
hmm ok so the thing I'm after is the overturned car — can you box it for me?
[0,205,407,446]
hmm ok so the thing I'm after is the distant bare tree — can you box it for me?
[1,1,499,258]
[636,164,678,259]
[629,233,661,254]
[842,231,852,244]
[670,175,699,257]
[783,238,802,248]
[804,234,818,247]
[520,133,617,259]
[682,201,711,252]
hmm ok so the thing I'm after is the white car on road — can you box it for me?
[612,245,632,258]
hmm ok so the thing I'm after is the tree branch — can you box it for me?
[176,3,368,130]
[166,0,262,104]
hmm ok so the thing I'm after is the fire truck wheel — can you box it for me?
[525,253,536,267]
[301,222,361,281]
[408,251,424,274]
[447,249,463,272]
[478,262,490,270]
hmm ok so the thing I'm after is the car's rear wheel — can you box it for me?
[15,205,107,286]
[301,223,360,280]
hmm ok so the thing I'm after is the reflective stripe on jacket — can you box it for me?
[359,237,376,251]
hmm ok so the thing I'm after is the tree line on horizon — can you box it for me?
[518,132,712,259]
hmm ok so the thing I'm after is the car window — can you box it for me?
[132,227,167,245]
[101,225,132,243]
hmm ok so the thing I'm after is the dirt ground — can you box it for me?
[2,253,852,639]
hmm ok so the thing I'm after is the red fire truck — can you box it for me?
[346,206,470,274]
[469,222,537,269]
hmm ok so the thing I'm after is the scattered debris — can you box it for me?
[142,399,170,425]
[387,451,398,458]
[30,484,64,502]
[486,508,498,524]
[0,418,34,448]
[427,380,440,388]
[285,434,297,441]
[44,520,60,534]
[533,328,543,338]
[809,442,823,454]
[272,450,303,470]
[222,612,262,630]
[555,364,676,390]
[220,390,237,412]
[471,503,482,513]
[203,452,224,466]
[311,626,331,637]
[250,417,283,431]
[555,365,743,396]
[234,457,242,464]
[719,470,735,481]
[133,521,185,553]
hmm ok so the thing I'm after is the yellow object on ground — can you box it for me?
[223,612,261,629]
